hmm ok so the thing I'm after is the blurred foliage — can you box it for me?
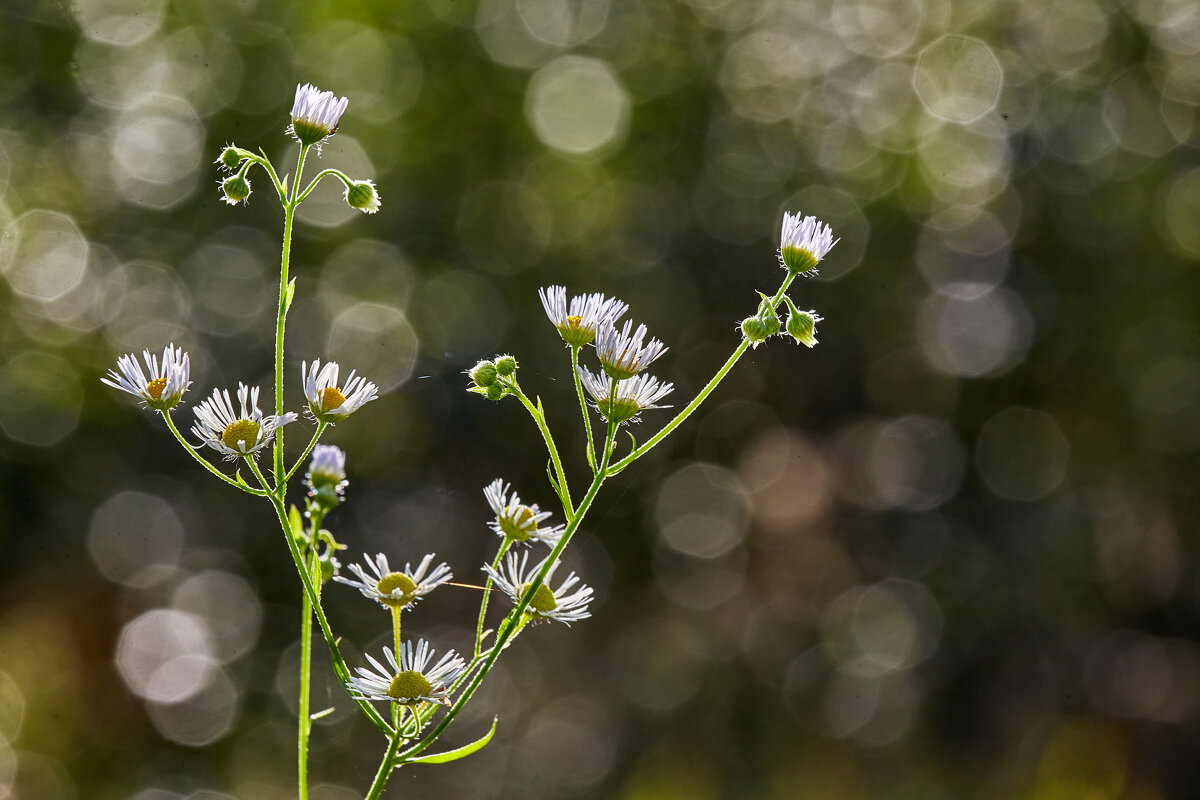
[2,0,1200,797]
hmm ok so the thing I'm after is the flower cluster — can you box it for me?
[741,209,833,348]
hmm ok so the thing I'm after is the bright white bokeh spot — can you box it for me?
[914,35,1003,123]
[326,303,418,392]
[654,463,750,559]
[111,97,204,209]
[146,667,240,747]
[517,0,610,47]
[832,0,922,58]
[1,210,89,301]
[526,56,629,155]
[171,571,262,662]
[831,416,966,511]
[917,287,1032,377]
[101,260,191,348]
[88,491,185,587]
[975,407,1070,501]
[116,609,216,703]
[916,207,1013,298]
[824,579,943,678]
[73,0,166,46]
[0,352,83,447]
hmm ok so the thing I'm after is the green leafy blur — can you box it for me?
[1,0,1199,797]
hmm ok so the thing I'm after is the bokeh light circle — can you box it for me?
[525,56,630,155]
[88,491,185,587]
[914,35,1003,123]
[326,302,418,392]
[0,351,83,446]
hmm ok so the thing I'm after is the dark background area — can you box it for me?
[1,0,1199,797]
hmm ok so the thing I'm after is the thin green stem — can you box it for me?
[295,168,352,205]
[571,346,597,472]
[364,726,405,800]
[512,387,573,519]
[400,419,617,761]
[286,421,328,482]
[244,458,393,736]
[297,530,320,800]
[274,144,309,488]
[474,542,510,659]
[607,272,798,475]
[159,411,267,495]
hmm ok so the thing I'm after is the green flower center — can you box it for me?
[221,419,261,451]
[499,507,537,541]
[319,386,346,412]
[146,377,167,400]
[387,669,433,703]
[522,582,558,614]
[376,572,418,607]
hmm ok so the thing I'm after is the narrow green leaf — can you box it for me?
[289,505,304,541]
[546,462,560,493]
[404,717,499,765]
[284,278,297,311]
[625,430,638,451]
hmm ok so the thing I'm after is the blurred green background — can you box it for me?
[2,0,1200,797]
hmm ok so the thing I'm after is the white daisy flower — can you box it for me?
[537,286,628,348]
[347,639,466,706]
[482,550,593,625]
[334,552,452,610]
[302,360,378,423]
[288,83,348,147]
[577,365,673,425]
[190,383,297,460]
[483,479,564,547]
[594,319,669,381]
[102,344,191,411]
[778,211,837,276]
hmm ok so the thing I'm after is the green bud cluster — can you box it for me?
[741,292,822,349]
[467,356,518,401]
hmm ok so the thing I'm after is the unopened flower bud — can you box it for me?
[470,360,498,387]
[741,316,770,347]
[217,146,244,172]
[486,383,506,401]
[494,355,517,377]
[782,296,821,347]
[344,179,381,214]
[221,174,251,205]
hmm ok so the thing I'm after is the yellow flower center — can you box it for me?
[566,315,583,329]
[499,506,538,541]
[319,386,346,413]
[146,377,167,400]
[221,419,261,452]
[387,669,433,703]
[376,572,418,608]
[522,582,559,614]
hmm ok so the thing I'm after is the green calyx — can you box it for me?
[782,295,821,348]
[494,355,517,377]
[222,174,251,205]
[780,244,819,276]
[521,582,558,614]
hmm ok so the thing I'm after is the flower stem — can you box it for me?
[364,727,405,800]
[297,534,320,800]
[274,144,309,489]
[244,458,393,736]
[571,346,597,473]
[159,411,267,495]
[512,386,573,519]
[286,421,328,482]
[606,272,798,475]
[474,542,510,659]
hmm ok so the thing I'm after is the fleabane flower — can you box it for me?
[190,383,297,459]
[347,639,466,706]
[778,211,837,276]
[594,319,668,381]
[335,552,452,610]
[302,360,378,423]
[288,83,348,147]
[537,286,628,348]
[483,550,593,625]
[577,365,673,425]
[483,479,564,547]
[102,344,191,411]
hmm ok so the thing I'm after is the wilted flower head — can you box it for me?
[302,360,378,423]
[191,383,297,459]
[102,344,191,411]
[594,319,668,381]
[288,83,348,147]
[577,365,673,425]
[778,211,837,276]
[347,639,466,706]
[483,550,593,625]
[335,552,452,611]
[538,286,628,348]
[483,479,564,546]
